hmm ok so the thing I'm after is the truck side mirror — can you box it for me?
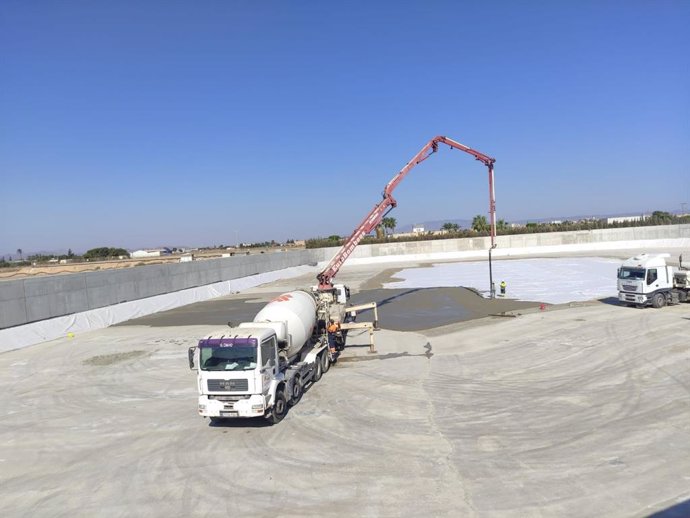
[188,347,197,370]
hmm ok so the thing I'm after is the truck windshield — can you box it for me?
[198,338,258,371]
[618,267,645,280]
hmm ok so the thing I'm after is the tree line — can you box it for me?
[306,211,690,249]
[0,247,128,268]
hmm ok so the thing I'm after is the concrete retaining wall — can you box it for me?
[336,224,690,260]
[2,224,688,330]
[0,250,321,329]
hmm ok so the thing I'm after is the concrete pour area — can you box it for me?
[2,259,690,517]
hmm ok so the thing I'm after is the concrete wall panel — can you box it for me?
[23,275,89,323]
[0,281,28,329]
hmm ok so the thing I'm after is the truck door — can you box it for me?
[260,337,278,394]
[646,268,658,290]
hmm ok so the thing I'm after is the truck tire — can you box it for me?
[651,293,666,309]
[268,390,287,425]
[313,355,323,382]
[289,376,303,406]
[322,350,331,373]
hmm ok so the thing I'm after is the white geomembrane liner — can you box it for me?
[0,265,318,353]
[383,257,622,305]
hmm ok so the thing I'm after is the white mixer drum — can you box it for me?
[253,290,317,357]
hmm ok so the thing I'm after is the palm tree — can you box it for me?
[471,215,489,233]
[16,248,23,261]
[381,217,397,237]
[496,219,508,232]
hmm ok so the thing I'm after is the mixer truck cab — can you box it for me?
[189,289,342,424]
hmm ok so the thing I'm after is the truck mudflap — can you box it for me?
[198,394,266,418]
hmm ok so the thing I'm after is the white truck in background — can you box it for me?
[617,253,690,308]
[188,285,377,424]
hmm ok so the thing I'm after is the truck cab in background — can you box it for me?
[618,253,690,308]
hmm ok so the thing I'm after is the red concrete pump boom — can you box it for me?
[316,135,497,290]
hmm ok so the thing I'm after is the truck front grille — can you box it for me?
[622,284,637,292]
[208,379,249,392]
[209,395,247,403]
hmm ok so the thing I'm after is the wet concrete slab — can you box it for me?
[115,295,266,328]
[349,287,538,331]
[118,287,538,331]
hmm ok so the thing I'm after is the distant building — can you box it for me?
[606,214,649,224]
[130,248,171,259]
[412,224,425,234]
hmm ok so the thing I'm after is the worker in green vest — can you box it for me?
[500,280,506,296]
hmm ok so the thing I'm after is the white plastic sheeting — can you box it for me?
[0,265,317,353]
[384,257,622,304]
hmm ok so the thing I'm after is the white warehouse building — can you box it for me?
[606,214,650,224]
[130,248,171,259]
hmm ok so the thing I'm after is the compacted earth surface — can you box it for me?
[2,259,690,517]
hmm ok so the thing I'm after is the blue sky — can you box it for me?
[1,1,688,253]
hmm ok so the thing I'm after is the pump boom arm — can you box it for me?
[316,135,496,290]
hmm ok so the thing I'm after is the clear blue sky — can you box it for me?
[1,0,688,254]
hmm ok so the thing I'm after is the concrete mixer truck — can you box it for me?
[188,284,376,424]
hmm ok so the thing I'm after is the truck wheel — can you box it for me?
[651,293,666,309]
[290,376,303,406]
[322,350,331,373]
[268,390,287,425]
[313,356,323,382]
